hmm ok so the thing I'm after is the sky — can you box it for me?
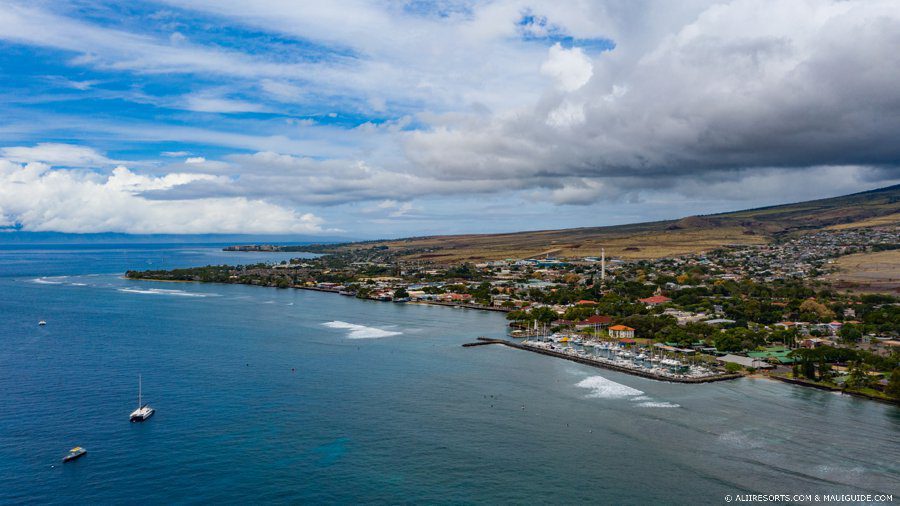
[0,0,899,239]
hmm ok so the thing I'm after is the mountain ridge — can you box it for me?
[321,184,900,262]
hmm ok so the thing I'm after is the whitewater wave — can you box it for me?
[322,321,402,339]
[117,288,212,297]
[575,375,644,399]
[69,283,88,286]
[635,401,680,408]
[719,430,766,449]
[32,276,67,285]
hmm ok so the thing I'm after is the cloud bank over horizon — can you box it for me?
[0,0,898,236]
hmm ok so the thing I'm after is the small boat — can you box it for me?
[38,321,47,326]
[129,374,155,422]
[63,447,86,462]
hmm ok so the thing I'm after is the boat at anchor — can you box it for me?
[129,374,155,422]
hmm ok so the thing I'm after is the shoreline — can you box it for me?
[127,276,898,404]
[126,276,512,313]
[769,374,899,406]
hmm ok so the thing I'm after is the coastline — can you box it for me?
[125,276,898,404]
[769,374,899,406]
[126,276,513,313]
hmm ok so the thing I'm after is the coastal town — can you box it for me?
[127,225,900,403]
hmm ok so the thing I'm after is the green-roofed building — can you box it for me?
[747,347,796,364]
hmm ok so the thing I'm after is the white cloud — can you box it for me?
[182,93,269,114]
[546,100,585,128]
[0,143,117,167]
[1,0,899,236]
[0,160,324,234]
[540,43,593,92]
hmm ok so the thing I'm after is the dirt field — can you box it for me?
[827,250,900,294]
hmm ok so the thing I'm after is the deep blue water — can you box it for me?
[0,245,898,504]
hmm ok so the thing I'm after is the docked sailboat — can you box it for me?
[129,375,154,422]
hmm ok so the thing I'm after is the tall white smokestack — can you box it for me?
[601,248,606,282]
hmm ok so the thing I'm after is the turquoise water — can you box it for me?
[0,245,898,503]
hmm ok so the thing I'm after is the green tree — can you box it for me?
[818,362,834,383]
[845,361,873,390]
[802,359,816,380]
[724,362,742,373]
[839,324,862,343]
[886,368,900,399]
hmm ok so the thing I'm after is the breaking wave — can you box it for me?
[575,375,644,399]
[117,288,212,297]
[322,321,402,339]
[31,276,67,285]
[635,401,680,408]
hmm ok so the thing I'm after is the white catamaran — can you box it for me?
[129,374,155,422]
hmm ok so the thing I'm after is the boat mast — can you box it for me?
[138,374,142,408]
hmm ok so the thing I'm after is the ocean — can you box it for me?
[0,244,897,503]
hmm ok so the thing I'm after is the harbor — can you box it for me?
[466,337,741,384]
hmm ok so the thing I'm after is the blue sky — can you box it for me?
[0,1,898,238]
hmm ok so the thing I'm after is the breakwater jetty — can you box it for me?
[465,337,741,384]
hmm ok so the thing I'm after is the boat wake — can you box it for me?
[117,288,214,297]
[322,321,402,339]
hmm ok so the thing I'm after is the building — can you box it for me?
[438,293,472,303]
[575,315,612,331]
[800,337,834,348]
[608,324,635,339]
[717,354,773,369]
[639,295,672,306]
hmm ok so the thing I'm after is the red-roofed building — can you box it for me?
[576,300,597,306]
[639,295,672,306]
[438,293,472,302]
[575,315,612,330]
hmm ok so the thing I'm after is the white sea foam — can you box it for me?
[575,375,643,399]
[635,401,680,408]
[322,321,402,339]
[718,430,766,449]
[117,288,212,297]
[32,276,67,284]
[631,395,651,401]
[69,283,87,286]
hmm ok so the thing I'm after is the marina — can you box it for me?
[467,337,740,384]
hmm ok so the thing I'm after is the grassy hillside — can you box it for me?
[327,184,900,262]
